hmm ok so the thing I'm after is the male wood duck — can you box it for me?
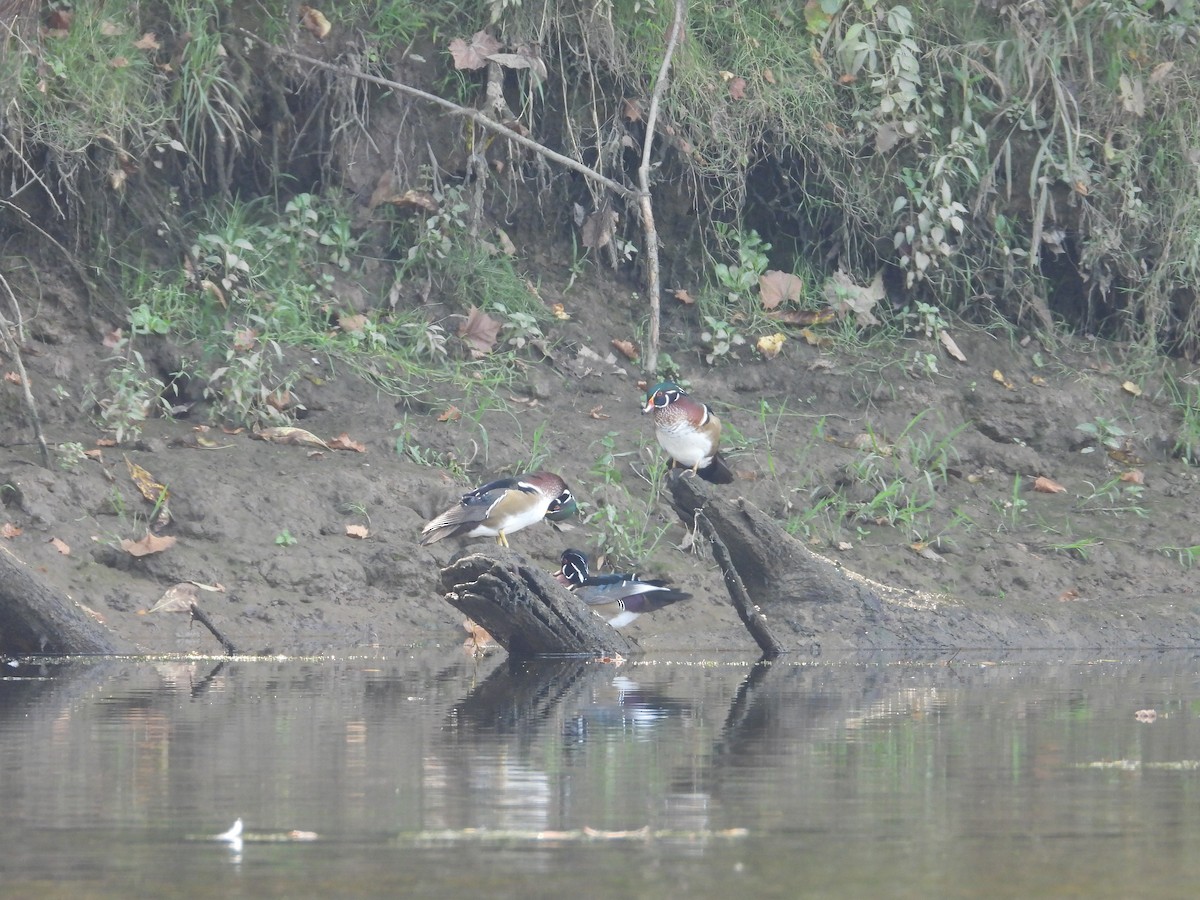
[642,381,734,483]
[419,472,577,547]
[555,548,691,628]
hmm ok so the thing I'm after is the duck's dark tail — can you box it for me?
[697,453,735,484]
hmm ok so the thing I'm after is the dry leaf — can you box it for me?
[232,327,257,352]
[910,542,944,562]
[328,433,367,452]
[992,369,1014,389]
[763,67,776,84]
[581,207,618,251]
[110,56,129,68]
[551,302,570,320]
[1121,380,1142,397]
[145,582,199,614]
[836,541,853,552]
[125,455,170,505]
[1057,588,1081,603]
[50,537,71,555]
[102,328,125,350]
[1030,375,1047,386]
[4,371,22,385]
[134,32,160,51]
[824,269,884,326]
[120,533,177,557]
[96,437,118,447]
[458,306,501,358]
[673,288,695,305]
[1034,476,1067,494]
[345,524,369,539]
[938,330,967,362]
[437,406,462,422]
[621,98,642,122]
[100,19,125,36]
[758,270,804,310]
[728,76,747,99]
[612,339,639,361]
[299,5,332,40]
[338,313,368,334]
[589,405,610,419]
[2,522,22,539]
[448,31,502,70]
[756,333,786,359]
[251,426,330,449]
[1119,469,1145,485]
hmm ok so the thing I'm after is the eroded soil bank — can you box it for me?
[3,271,1199,656]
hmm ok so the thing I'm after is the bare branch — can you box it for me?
[637,0,687,377]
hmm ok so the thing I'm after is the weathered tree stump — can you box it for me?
[0,546,128,655]
[668,473,913,652]
[440,552,637,658]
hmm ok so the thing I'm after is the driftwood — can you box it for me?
[0,546,128,655]
[441,552,636,658]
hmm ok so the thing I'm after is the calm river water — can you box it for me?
[2,650,1199,898]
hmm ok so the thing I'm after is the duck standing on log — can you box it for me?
[555,548,691,628]
[642,381,734,483]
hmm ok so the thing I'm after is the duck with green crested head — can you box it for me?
[642,381,734,484]
[419,471,577,547]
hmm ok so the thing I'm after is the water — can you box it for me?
[2,651,1199,898]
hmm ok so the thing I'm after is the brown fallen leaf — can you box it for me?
[2,522,22,539]
[1057,588,1081,602]
[1034,475,1067,494]
[1122,380,1142,397]
[448,30,502,70]
[299,5,332,40]
[758,270,804,310]
[992,369,1014,389]
[437,406,462,423]
[345,524,369,539]
[338,312,368,335]
[728,76,747,100]
[96,437,118,448]
[938,330,967,362]
[4,371,22,385]
[1119,469,1145,485]
[232,327,257,352]
[458,306,501,358]
[673,288,696,305]
[612,339,639,361]
[551,302,571,320]
[251,426,330,449]
[328,433,367,452]
[589,406,610,420]
[121,533,177,557]
[134,32,160,51]
[763,67,776,85]
[1108,447,1144,467]
[1030,375,1048,386]
[79,603,106,624]
[581,206,618,251]
[144,582,199,614]
[50,537,71,555]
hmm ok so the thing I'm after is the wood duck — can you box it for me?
[419,472,577,547]
[642,381,734,483]
[555,548,691,628]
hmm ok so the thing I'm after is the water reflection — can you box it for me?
[2,651,1200,897]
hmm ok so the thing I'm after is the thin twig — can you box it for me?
[189,603,240,656]
[0,272,51,468]
[637,0,687,378]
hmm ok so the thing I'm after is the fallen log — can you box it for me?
[0,545,128,655]
[440,552,636,658]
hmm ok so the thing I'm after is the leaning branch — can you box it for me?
[0,272,51,468]
[637,0,687,377]
[240,32,637,202]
